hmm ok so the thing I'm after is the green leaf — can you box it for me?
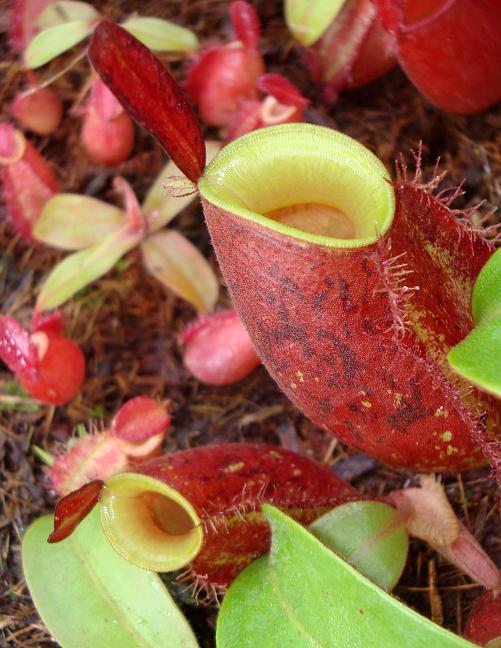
[36,1,100,29]
[141,230,218,313]
[143,141,221,233]
[217,506,475,648]
[471,247,501,324]
[284,0,345,46]
[448,248,501,396]
[22,509,199,648]
[309,501,408,592]
[37,226,142,311]
[448,317,501,397]
[122,16,198,53]
[33,195,126,250]
[25,20,96,68]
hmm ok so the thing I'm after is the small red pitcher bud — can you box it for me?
[11,86,63,136]
[81,78,134,166]
[0,122,59,240]
[185,1,264,126]
[46,397,170,495]
[180,309,260,385]
[0,313,84,405]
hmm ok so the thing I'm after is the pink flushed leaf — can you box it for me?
[230,1,261,50]
[89,76,123,121]
[257,73,310,107]
[48,480,104,543]
[111,396,171,442]
[88,21,205,183]
[113,177,145,234]
[389,476,501,590]
[0,316,39,381]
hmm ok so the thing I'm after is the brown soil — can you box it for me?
[1,1,500,646]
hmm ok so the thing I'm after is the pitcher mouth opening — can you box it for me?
[100,472,203,572]
[198,123,395,249]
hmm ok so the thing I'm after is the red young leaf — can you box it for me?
[230,1,261,50]
[257,74,310,108]
[88,21,205,183]
[48,479,104,543]
[0,316,38,381]
[111,396,171,442]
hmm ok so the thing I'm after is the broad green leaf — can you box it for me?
[25,20,96,68]
[23,510,199,648]
[141,230,218,313]
[37,226,142,311]
[448,248,501,396]
[217,506,475,648]
[471,247,501,324]
[34,195,126,250]
[122,16,198,53]
[448,317,501,397]
[284,0,345,46]
[309,501,408,592]
[36,1,100,29]
[143,141,221,233]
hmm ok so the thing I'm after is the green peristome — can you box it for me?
[141,230,219,313]
[25,20,96,68]
[22,510,199,648]
[122,16,198,53]
[36,225,142,311]
[36,1,100,29]
[198,123,395,250]
[448,247,501,396]
[216,506,475,648]
[99,472,204,573]
[33,195,126,250]
[309,501,408,592]
[284,0,345,45]
[143,141,221,233]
